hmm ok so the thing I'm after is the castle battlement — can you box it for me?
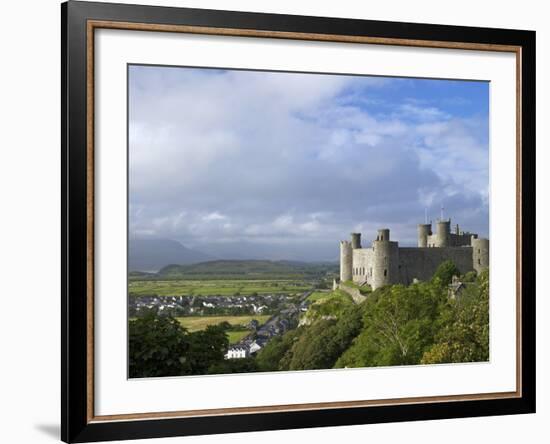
[340,221,489,290]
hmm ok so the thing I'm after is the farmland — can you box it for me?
[129,279,311,297]
[226,330,250,344]
[175,315,271,332]
[176,315,271,344]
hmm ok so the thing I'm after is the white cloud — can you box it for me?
[128,67,489,258]
[202,212,227,222]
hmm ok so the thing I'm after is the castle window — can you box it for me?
[478,249,481,254]
[478,259,481,265]
[384,269,387,277]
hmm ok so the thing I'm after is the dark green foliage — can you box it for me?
[129,312,191,378]
[255,330,302,372]
[287,305,364,370]
[421,269,489,364]
[431,260,461,286]
[184,325,229,375]
[129,314,229,378]
[462,270,478,282]
[256,304,364,371]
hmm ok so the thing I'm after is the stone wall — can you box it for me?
[352,247,373,284]
[342,230,485,290]
[339,282,368,304]
[397,246,474,285]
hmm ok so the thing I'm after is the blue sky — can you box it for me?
[128,65,489,261]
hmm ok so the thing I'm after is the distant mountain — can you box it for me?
[128,238,213,272]
[158,259,338,279]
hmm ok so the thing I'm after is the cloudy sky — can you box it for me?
[128,64,489,262]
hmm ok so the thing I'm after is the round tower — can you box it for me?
[340,240,352,282]
[351,232,362,249]
[435,219,451,247]
[417,223,431,247]
[371,229,398,290]
[377,228,390,242]
[472,238,489,273]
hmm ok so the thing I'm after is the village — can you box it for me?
[128,288,314,359]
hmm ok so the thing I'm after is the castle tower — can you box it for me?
[472,237,489,273]
[340,240,353,282]
[435,219,451,247]
[371,228,399,290]
[351,232,362,249]
[417,223,432,247]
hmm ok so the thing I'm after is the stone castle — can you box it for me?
[339,219,489,290]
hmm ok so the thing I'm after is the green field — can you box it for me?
[129,279,311,297]
[227,330,250,344]
[175,315,271,332]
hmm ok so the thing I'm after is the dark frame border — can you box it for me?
[62,1,536,442]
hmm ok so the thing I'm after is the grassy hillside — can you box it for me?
[156,260,338,280]
[256,265,489,372]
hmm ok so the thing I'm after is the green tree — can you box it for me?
[255,329,301,371]
[129,314,232,377]
[335,282,448,368]
[422,270,489,364]
[129,312,191,378]
[186,324,229,374]
[285,305,364,370]
[432,260,460,286]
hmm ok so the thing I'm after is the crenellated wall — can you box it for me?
[340,225,488,291]
[397,247,475,285]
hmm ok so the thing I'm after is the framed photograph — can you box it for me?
[61,1,536,442]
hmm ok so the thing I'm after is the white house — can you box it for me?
[225,345,249,359]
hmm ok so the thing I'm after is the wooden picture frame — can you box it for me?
[61,1,536,442]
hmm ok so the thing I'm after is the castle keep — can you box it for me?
[339,220,489,290]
